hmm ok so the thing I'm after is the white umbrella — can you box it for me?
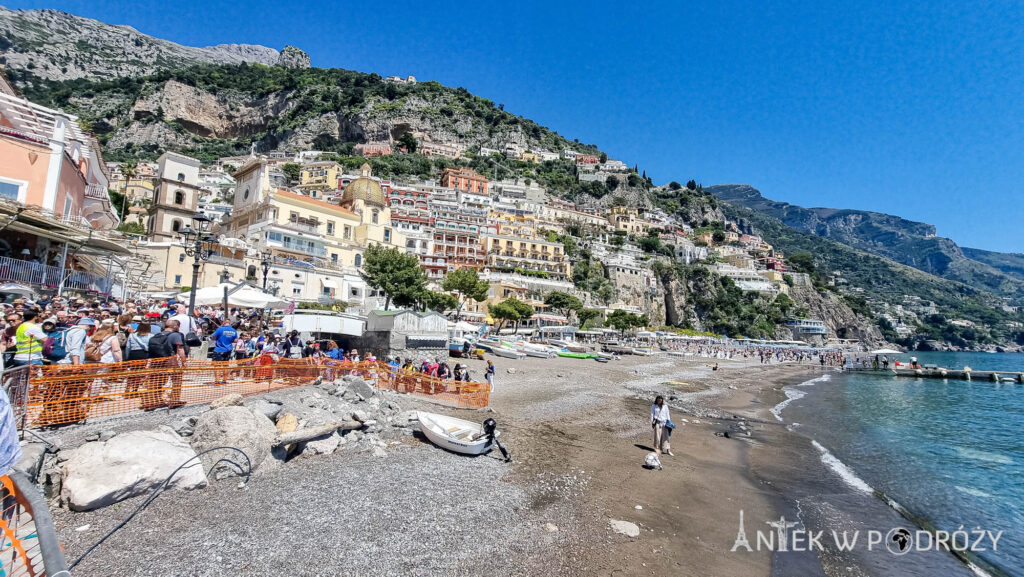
[870,348,903,354]
[178,283,290,309]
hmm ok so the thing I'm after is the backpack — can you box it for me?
[147,331,175,358]
[84,340,103,362]
[43,328,69,361]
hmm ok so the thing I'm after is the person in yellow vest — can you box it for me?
[12,310,47,367]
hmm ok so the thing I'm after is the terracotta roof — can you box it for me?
[275,189,357,216]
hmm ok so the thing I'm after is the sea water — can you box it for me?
[778,352,1024,576]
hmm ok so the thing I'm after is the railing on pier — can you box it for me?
[21,358,490,429]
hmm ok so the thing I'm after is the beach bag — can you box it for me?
[84,340,103,362]
[43,328,69,361]
[147,332,174,358]
[644,452,663,470]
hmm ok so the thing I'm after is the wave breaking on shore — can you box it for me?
[770,373,831,421]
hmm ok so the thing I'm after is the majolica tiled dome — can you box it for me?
[342,163,385,207]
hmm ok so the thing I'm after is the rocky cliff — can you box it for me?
[0,7,280,82]
[709,184,1024,304]
[18,64,598,164]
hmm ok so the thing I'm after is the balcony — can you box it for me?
[270,242,328,258]
[0,255,116,295]
[281,219,321,234]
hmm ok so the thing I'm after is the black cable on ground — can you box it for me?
[68,446,252,571]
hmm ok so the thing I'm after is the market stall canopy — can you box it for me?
[177,283,290,309]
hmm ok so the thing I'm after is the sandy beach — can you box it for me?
[47,354,978,576]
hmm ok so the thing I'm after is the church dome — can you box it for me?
[342,163,385,207]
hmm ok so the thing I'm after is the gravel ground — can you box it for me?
[43,353,817,576]
[53,442,576,577]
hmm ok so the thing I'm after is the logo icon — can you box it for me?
[886,528,912,555]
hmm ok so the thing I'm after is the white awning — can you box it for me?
[320,278,338,289]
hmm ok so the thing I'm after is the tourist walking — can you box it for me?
[124,322,152,400]
[485,360,495,390]
[651,395,673,456]
[144,319,187,410]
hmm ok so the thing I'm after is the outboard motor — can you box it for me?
[482,418,511,462]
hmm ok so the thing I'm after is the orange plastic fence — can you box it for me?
[24,357,489,428]
[0,472,68,576]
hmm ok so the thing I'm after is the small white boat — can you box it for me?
[490,346,526,360]
[417,412,498,456]
[668,351,688,358]
[632,347,657,356]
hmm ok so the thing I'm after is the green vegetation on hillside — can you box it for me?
[11,63,600,163]
[722,203,1024,346]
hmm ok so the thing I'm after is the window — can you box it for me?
[178,253,185,263]
[172,219,182,232]
[354,254,362,267]
[384,229,391,242]
[174,274,182,285]
[243,187,250,200]
[326,221,334,235]
[343,225,352,240]
[63,197,73,217]
[267,232,283,242]
[0,178,26,202]
[371,210,379,224]
[289,212,298,222]
[331,253,338,262]
[292,284,303,296]
[177,173,185,182]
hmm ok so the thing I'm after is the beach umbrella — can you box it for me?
[869,348,903,354]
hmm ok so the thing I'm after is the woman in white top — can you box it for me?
[651,395,673,456]
[97,327,123,364]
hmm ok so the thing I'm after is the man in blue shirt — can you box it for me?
[210,319,238,361]
[210,319,238,385]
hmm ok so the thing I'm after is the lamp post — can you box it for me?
[260,250,272,291]
[178,212,219,318]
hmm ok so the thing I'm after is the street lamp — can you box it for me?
[260,250,273,291]
[178,212,219,317]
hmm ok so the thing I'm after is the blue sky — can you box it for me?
[7,0,1024,251]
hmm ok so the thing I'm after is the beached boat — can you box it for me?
[490,346,526,360]
[417,412,499,456]
[548,339,587,353]
[632,347,657,356]
[604,345,634,355]
[668,351,688,358]
[557,351,598,359]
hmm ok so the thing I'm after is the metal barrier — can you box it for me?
[0,470,69,577]
[24,358,490,428]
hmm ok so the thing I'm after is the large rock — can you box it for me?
[245,398,282,421]
[210,393,244,409]
[301,432,342,456]
[276,414,298,434]
[190,406,278,474]
[62,429,207,511]
[343,376,376,399]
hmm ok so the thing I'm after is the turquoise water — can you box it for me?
[780,352,1024,576]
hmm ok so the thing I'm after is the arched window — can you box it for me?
[174,190,184,205]
[354,254,362,267]
[171,219,182,232]
[177,173,185,182]
[243,187,250,200]
[371,210,379,224]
